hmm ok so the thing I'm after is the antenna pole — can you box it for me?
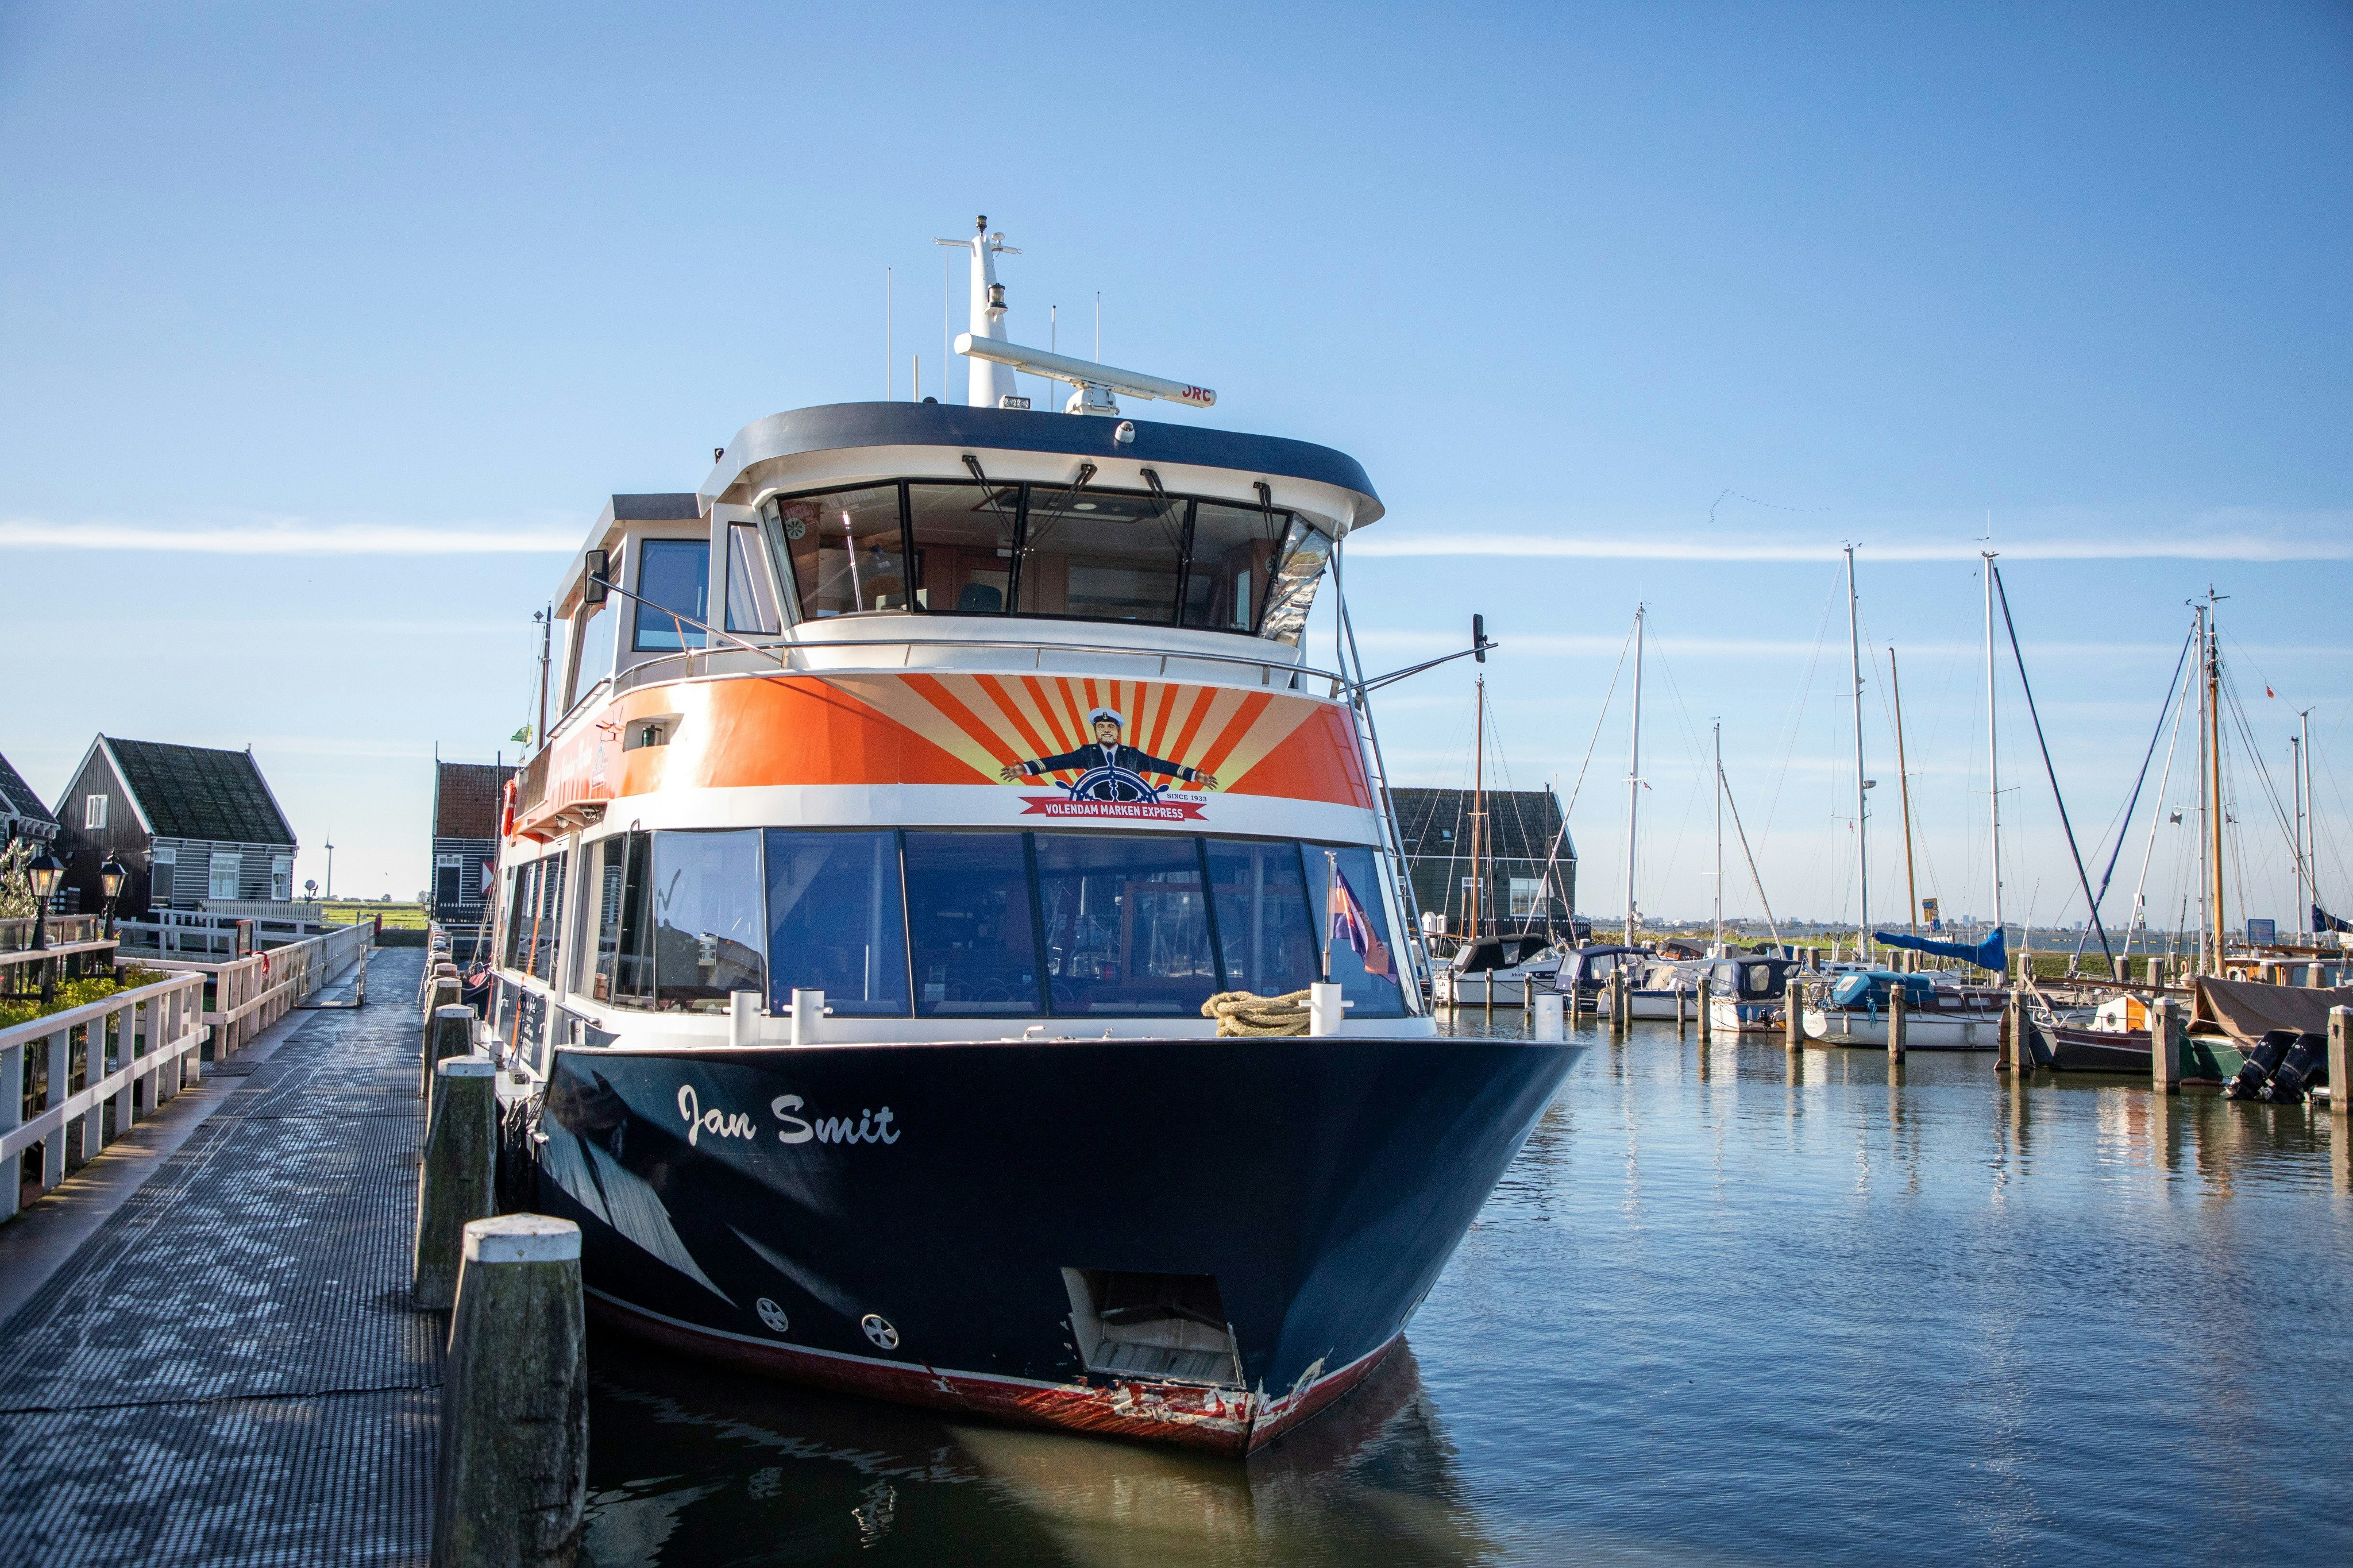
[1624,604,1644,948]
[1984,551,2002,961]
[1846,547,1868,954]
[1468,677,1486,941]
[885,267,893,399]
[1712,719,1723,949]
[534,607,551,751]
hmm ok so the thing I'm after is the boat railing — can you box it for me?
[599,635,1343,702]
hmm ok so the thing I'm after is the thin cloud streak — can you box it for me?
[0,519,576,555]
[1349,532,2353,563]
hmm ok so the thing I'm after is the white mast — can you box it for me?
[1713,720,1724,950]
[935,216,1021,410]
[1846,546,1869,954]
[2194,601,2211,972]
[2301,707,2317,936]
[2293,731,2306,940]
[1624,604,1645,948]
[1984,551,2003,963]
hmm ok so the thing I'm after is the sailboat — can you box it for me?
[1433,675,1573,1005]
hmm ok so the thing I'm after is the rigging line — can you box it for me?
[2126,636,2198,939]
[1718,768,1781,945]
[2219,669,2308,896]
[1558,616,1634,822]
[1762,565,1845,840]
[2069,625,2195,963]
[1993,563,2113,963]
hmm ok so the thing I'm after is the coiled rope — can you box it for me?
[1201,990,1313,1037]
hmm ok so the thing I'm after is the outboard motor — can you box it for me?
[2221,1029,2299,1100]
[2262,1030,2328,1103]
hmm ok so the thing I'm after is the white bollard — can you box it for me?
[1309,982,1349,1036]
[1533,992,1565,1042]
[789,989,827,1047]
[729,989,760,1047]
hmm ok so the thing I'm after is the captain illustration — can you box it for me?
[1000,707,1220,801]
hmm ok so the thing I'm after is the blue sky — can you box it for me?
[2,1,2347,936]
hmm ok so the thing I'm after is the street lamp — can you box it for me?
[25,847,64,1005]
[99,855,128,941]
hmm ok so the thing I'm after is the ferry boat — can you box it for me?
[477,219,1581,1455]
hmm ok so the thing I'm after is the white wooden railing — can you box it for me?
[1,969,209,1222]
[147,919,376,1055]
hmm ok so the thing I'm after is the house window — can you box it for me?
[84,794,107,830]
[272,856,293,902]
[1510,878,1544,918]
[209,852,242,902]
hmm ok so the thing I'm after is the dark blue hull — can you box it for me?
[534,1034,1576,1451]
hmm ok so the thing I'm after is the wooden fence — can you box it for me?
[148,919,377,1056]
[1,969,209,1222]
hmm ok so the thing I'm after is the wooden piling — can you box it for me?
[2328,1006,2350,1119]
[1888,985,1907,1063]
[2004,986,2027,1075]
[1697,975,1712,1038]
[433,1214,588,1567]
[1675,988,1687,1030]
[1784,976,1804,1050]
[422,1003,473,1105]
[412,1056,498,1312]
[2151,995,2181,1095]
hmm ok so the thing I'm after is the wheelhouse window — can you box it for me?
[1035,834,1216,1015]
[632,538,710,652]
[773,485,909,616]
[650,829,765,1010]
[1016,485,1185,624]
[1183,503,1286,632]
[907,481,1020,613]
[1257,517,1333,646]
[724,522,783,635]
[1204,839,1319,998]
[765,829,909,1015]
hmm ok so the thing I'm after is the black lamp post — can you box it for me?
[99,855,127,942]
[26,847,64,1006]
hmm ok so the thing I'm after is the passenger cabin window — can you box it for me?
[903,832,1042,1016]
[1205,839,1320,998]
[765,829,909,1015]
[724,523,783,634]
[1034,834,1215,1014]
[632,538,709,652]
[651,829,765,1011]
[592,833,653,1004]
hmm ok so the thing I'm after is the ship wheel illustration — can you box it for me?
[861,1313,900,1350]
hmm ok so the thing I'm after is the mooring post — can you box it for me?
[1696,975,1712,1039]
[2151,995,2180,1095]
[1784,976,1804,1051]
[2004,986,2027,1076]
[1309,982,1348,1036]
[1675,988,1688,1030]
[1888,984,1907,1064]
[433,1214,588,1568]
[422,1002,473,1102]
[413,1056,499,1312]
[1533,991,1564,1042]
[2328,1006,2350,1119]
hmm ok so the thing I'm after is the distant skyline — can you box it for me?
[3,2,2347,934]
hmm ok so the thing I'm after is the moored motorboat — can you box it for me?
[481,218,1581,1454]
[1801,970,2001,1049]
[1703,952,1802,1033]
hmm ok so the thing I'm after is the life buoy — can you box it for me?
[501,778,517,839]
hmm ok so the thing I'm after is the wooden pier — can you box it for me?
[0,946,436,1564]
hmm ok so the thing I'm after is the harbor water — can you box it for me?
[579,1014,2353,1565]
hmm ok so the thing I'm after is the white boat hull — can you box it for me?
[1800,1007,1997,1050]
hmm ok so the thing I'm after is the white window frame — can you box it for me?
[84,793,107,829]
[209,852,242,902]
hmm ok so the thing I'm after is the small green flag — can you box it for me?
[511,725,533,744]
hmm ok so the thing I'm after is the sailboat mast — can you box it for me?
[1468,676,1486,941]
[1625,605,1645,948]
[2195,602,2211,972]
[1713,720,1723,950]
[1846,547,1868,954]
[2301,708,2316,936]
[2207,600,2226,967]
[1983,551,2003,962]
[1889,648,1919,941]
[2293,733,2306,940]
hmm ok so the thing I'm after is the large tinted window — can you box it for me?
[1183,503,1287,632]
[908,482,1020,613]
[634,538,710,652]
[592,832,652,1005]
[1035,834,1217,1015]
[775,485,910,616]
[530,852,566,982]
[651,829,766,1011]
[1016,486,1184,623]
[724,522,782,634]
[905,832,1043,1015]
[1204,839,1320,998]
[765,830,910,1016]
[1302,843,1405,1014]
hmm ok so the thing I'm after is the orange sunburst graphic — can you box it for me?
[817,674,1325,791]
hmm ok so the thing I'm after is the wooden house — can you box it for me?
[1391,785,1576,937]
[429,760,508,936]
[0,750,60,849]
[48,736,298,917]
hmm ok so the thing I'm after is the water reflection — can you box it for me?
[585,1338,1500,1567]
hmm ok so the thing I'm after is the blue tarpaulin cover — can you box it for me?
[1829,972,1940,1009]
[1872,928,2007,973]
